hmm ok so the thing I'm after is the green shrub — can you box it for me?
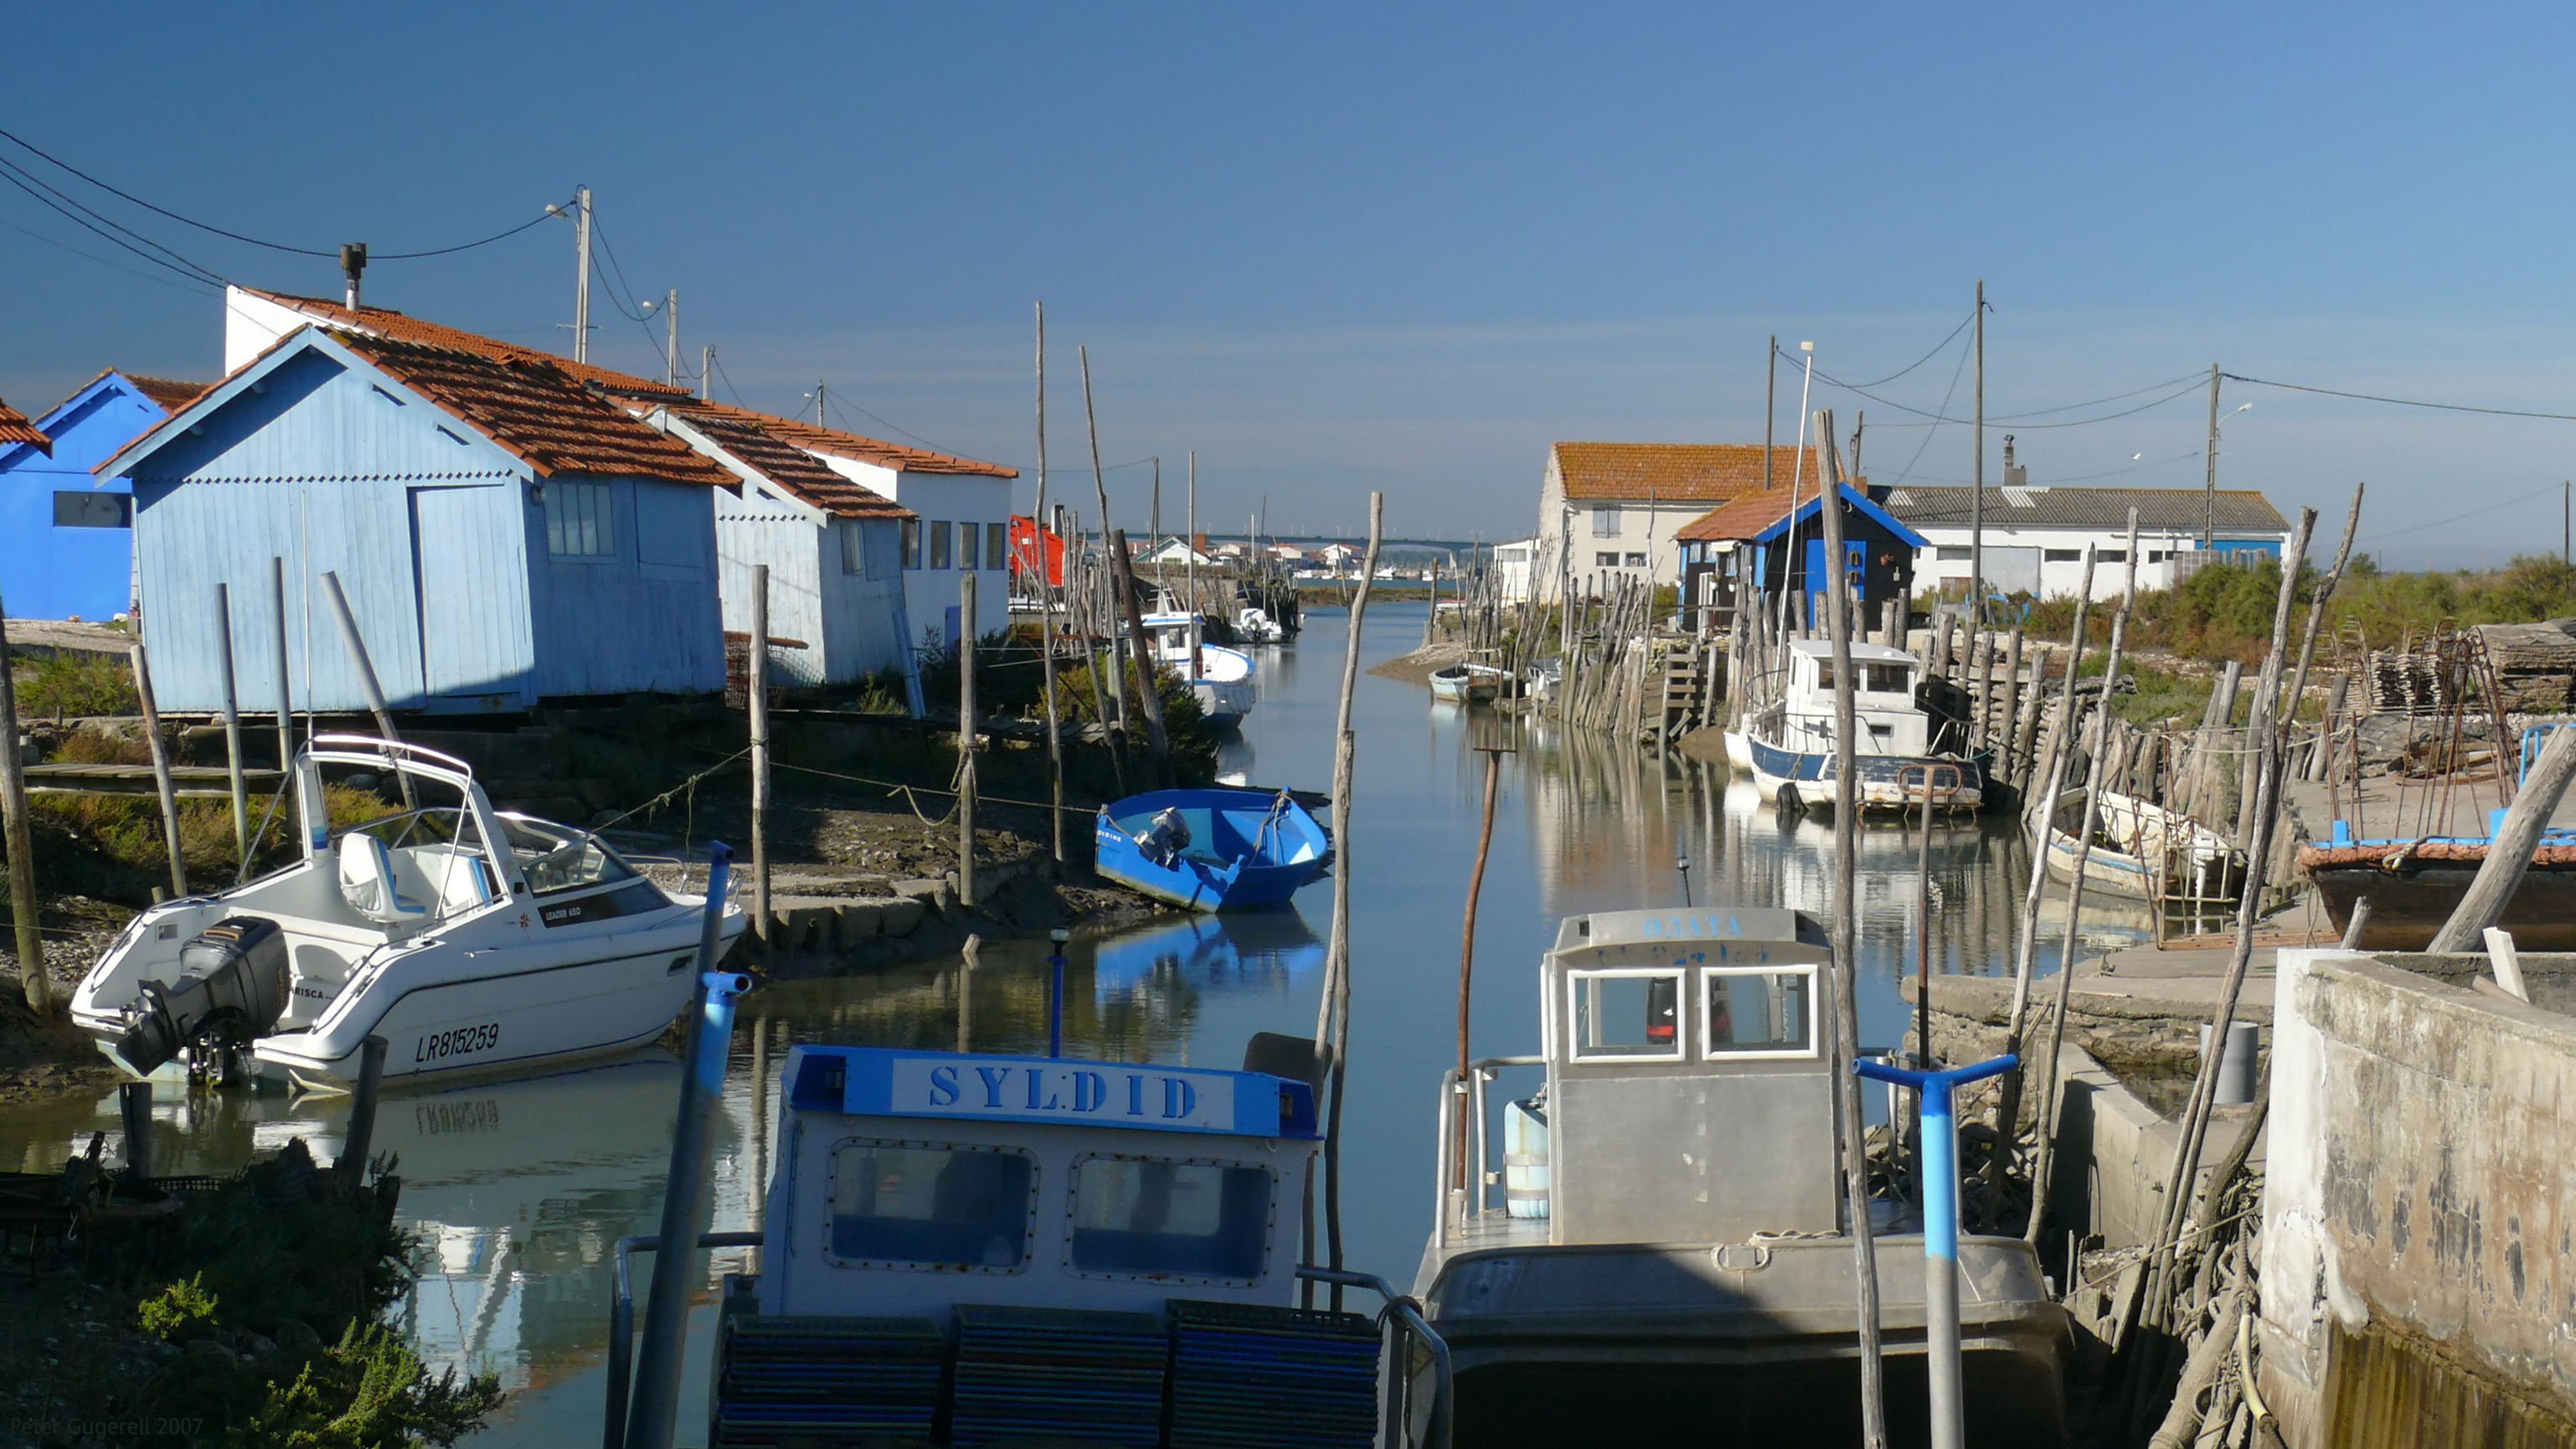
[240,1323,502,1449]
[137,1274,219,1342]
[10,648,140,719]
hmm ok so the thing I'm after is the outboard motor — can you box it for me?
[1134,807,1193,867]
[116,916,289,1080]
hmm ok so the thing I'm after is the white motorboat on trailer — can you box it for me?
[70,735,747,1090]
[1139,610,1258,730]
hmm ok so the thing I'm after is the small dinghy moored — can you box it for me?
[1094,787,1331,911]
[1430,662,1508,704]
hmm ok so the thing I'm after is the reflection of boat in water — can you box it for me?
[1094,788,1331,911]
[1414,906,2066,1446]
[1086,910,1326,993]
[70,737,745,1091]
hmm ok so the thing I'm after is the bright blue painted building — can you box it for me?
[0,371,204,621]
[100,327,739,714]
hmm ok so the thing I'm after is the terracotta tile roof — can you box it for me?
[657,402,913,520]
[329,331,734,487]
[1676,482,1873,542]
[240,286,691,400]
[1878,484,2289,534]
[1553,442,1817,503]
[0,398,49,454]
[685,400,1018,479]
[122,374,210,413]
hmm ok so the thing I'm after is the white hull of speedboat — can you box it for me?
[71,735,747,1091]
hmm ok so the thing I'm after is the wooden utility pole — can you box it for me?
[1078,348,1132,750]
[701,344,714,404]
[214,584,249,868]
[0,592,45,1013]
[957,570,978,910]
[1187,452,1201,658]
[572,186,592,364]
[1033,305,1065,871]
[1816,413,1888,1449]
[1971,280,1985,632]
[129,643,188,899]
[1765,336,1777,497]
[750,565,772,942]
[1109,530,1169,771]
[2202,364,2222,550]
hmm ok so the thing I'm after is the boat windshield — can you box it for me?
[502,818,638,896]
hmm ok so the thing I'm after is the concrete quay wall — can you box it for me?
[2260,949,2576,1449]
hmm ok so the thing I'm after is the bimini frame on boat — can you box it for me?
[70,734,746,1090]
[1412,907,2065,1447]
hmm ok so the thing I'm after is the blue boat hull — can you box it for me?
[1094,788,1332,912]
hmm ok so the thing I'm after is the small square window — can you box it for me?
[2097,549,2127,563]
[900,518,923,570]
[1935,545,1971,561]
[1567,970,1684,1061]
[930,521,952,570]
[1703,967,1817,1060]
[53,492,131,529]
[987,522,1009,571]
[959,522,981,570]
[545,481,616,558]
[1595,551,1620,568]
[1592,507,1621,538]
[2043,548,2082,563]
[838,518,864,575]
[1625,552,1647,568]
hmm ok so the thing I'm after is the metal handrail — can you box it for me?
[1297,1265,1454,1449]
[604,1231,764,1449]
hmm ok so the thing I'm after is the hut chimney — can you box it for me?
[339,243,368,311]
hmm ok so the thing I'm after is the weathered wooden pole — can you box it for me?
[1033,303,1066,872]
[129,642,188,899]
[957,570,978,910]
[1314,492,1383,1312]
[319,571,414,808]
[270,558,295,814]
[1997,627,2023,786]
[0,592,45,1013]
[215,584,249,868]
[1816,414,1889,1449]
[1108,529,1169,773]
[1455,744,1504,1190]
[748,566,772,943]
[1077,348,1136,753]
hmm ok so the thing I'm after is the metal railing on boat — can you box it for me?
[603,1234,1455,1449]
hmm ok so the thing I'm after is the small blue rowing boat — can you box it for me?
[1094,788,1332,911]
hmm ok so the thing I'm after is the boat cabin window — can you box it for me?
[827,1141,1037,1271]
[1703,966,1817,1060]
[1809,661,1913,694]
[502,819,638,896]
[1566,969,1685,1061]
[1066,1154,1273,1282]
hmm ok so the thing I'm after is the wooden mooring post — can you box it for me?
[320,571,414,809]
[1032,303,1065,872]
[0,591,44,1013]
[270,558,296,822]
[128,642,188,899]
[957,570,978,910]
[749,565,772,943]
[1312,491,1383,1312]
[215,583,250,868]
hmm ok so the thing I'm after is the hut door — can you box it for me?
[1803,538,1864,624]
[410,485,533,704]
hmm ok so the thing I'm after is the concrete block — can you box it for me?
[879,898,926,938]
[832,900,884,943]
[893,879,947,910]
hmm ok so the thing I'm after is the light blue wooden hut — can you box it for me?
[98,326,739,714]
[639,400,919,687]
[0,371,204,622]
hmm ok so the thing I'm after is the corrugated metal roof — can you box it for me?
[1553,442,1816,503]
[332,331,734,487]
[0,398,49,455]
[1878,484,2288,533]
[657,402,914,520]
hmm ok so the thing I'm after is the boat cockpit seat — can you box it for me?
[402,843,497,915]
[338,835,430,927]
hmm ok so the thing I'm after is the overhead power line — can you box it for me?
[2224,372,2576,423]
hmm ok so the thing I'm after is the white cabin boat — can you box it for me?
[1726,640,1984,813]
[1141,611,1257,730]
[2043,787,2244,908]
[70,735,745,1090]
[1412,907,2066,1446]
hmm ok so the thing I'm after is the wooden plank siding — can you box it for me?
[121,335,724,714]
[715,492,909,684]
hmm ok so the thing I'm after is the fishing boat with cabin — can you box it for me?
[69,735,745,1090]
[1412,905,2066,1446]
[1140,609,1259,730]
[1727,639,1986,813]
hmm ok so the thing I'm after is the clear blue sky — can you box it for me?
[7,3,2574,566]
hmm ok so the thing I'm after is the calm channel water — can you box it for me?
[0,600,2135,1445]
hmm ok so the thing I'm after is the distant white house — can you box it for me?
[1213,541,1249,560]
[1141,536,1215,567]
[1317,543,1359,570]
[1879,472,2294,604]
[1489,537,1538,603]
[1265,543,1306,562]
